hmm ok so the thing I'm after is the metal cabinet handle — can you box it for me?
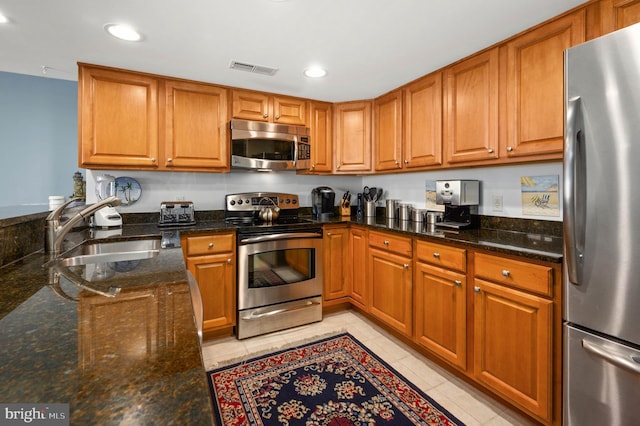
[167,157,173,162]
[501,269,510,277]
[395,161,399,166]
[311,164,315,169]
[488,148,494,154]
[150,157,156,163]
[227,258,232,264]
[507,146,513,152]
[208,242,214,248]
[404,160,409,164]
[474,286,480,293]
[454,280,462,287]
[263,113,269,118]
[327,232,332,236]
[384,240,389,246]
[336,165,341,170]
[433,252,440,258]
[275,114,280,119]
[403,264,409,269]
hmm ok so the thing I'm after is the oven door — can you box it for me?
[237,233,323,310]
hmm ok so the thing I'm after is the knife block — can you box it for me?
[340,205,351,217]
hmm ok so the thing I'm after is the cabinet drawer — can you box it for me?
[474,252,552,297]
[369,231,412,257]
[416,240,466,272]
[185,233,234,256]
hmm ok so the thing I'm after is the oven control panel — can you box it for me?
[226,192,299,211]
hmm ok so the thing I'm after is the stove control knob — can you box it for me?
[237,199,243,205]
[230,200,236,206]
[280,198,284,204]
[285,199,291,204]
[245,199,250,204]
[292,199,297,204]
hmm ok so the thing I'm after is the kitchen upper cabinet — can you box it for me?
[308,101,333,173]
[374,90,403,171]
[231,89,308,126]
[79,64,159,169]
[164,80,229,170]
[182,232,236,334]
[323,225,350,302]
[349,226,368,310]
[368,231,412,336]
[444,48,499,164]
[600,0,640,32]
[502,11,585,160]
[403,72,443,169]
[78,63,230,172]
[334,101,372,173]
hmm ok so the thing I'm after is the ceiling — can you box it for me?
[0,0,587,102]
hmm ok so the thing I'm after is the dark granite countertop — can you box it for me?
[0,230,215,425]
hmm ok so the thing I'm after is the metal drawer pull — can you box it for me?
[403,263,409,269]
[227,258,232,264]
[208,242,214,248]
[241,300,320,320]
[501,269,510,277]
[433,252,440,258]
[384,240,389,245]
[582,338,640,375]
[474,286,480,293]
[454,280,462,286]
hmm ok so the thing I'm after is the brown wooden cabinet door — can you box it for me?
[369,247,412,336]
[601,0,640,32]
[164,80,229,170]
[444,49,499,164]
[79,65,159,169]
[272,95,308,126]
[309,101,333,173]
[374,90,403,171]
[323,226,349,301]
[349,226,368,310]
[504,11,585,160]
[231,89,270,122]
[473,279,552,422]
[334,101,372,173]
[414,262,466,370]
[185,253,235,331]
[403,72,443,169]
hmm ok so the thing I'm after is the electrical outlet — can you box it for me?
[492,195,503,212]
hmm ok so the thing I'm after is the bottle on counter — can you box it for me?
[73,171,86,201]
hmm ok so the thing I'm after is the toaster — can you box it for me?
[159,201,196,226]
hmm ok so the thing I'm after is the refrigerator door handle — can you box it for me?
[582,338,640,375]
[564,95,586,285]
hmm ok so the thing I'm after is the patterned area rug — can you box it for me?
[207,333,464,425]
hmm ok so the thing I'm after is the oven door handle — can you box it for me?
[240,232,322,244]
[240,300,320,320]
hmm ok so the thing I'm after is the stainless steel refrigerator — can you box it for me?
[564,23,640,426]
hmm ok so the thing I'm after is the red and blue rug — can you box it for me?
[207,333,464,425]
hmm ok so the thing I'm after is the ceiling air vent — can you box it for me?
[229,60,279,76]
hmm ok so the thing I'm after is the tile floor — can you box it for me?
[201,310,536,426]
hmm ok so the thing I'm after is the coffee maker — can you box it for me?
[436,180,480,229]
[311,186,335,220]
[93,174,123,228]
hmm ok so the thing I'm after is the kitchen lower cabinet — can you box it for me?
[414,239,467,370]
[349,226,368,310]
[323,225,349,302]
[368,231,412,337]
[182,233,236,333]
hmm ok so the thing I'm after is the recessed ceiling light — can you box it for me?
[304,67,327,78]
[104,23,142,42]
[0,13,9,24]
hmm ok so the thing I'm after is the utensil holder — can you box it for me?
[364,201,376,217]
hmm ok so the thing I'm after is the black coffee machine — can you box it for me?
[311,187,335,220]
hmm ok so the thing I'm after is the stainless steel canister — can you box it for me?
[386,199,399,218]
[412,209,426,223]
[426,211,444,224]
[398,203,412,221]
[364,200,376,217]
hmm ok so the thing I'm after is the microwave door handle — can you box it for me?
[293,137,298,166]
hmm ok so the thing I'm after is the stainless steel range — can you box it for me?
[225,192,323,339]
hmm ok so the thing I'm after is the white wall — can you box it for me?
[87,161,562,221]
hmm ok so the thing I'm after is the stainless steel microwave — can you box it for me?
[230,119,311,171]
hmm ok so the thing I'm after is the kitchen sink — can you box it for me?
[55,237,161,267]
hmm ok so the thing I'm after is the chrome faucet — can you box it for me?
[45,196,122,255]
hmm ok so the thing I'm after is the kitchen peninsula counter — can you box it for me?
[0,226,215,425]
